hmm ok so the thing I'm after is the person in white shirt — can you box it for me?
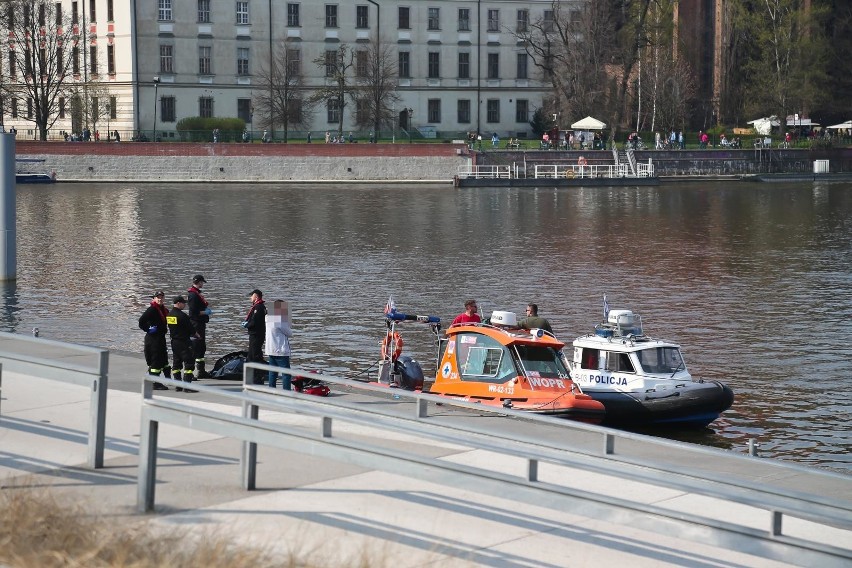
[264,300,293,389]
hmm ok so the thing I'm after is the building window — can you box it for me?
[398,6,409,29]
[56,2,62,25]
[199,96,214,118]
[324,50,337,76]
[72,1,77,24]
[59,97,65,119]
[457,8,470,31]
[72,46,79,74]
[198,0,210,23]
[89,0,95,22]
[158,0,171,21]
[356,99,369,123]
[286,48,301,75]
[91,97,99,120]
[327,99,340,123]
[427,7,439,30]
[38,3,45,26]
[543,10,555,32]
[107,0,113,22]
[458,99,470,124]
[288,99,303,123]
[237,47,250,75]
[287,3,299,27]
[487,100,500,123]
[515,100,528,122]
[109,96,117,119]
[199,46,211,74]
[428,52,440,78]
[487,9,499,32]
[159,45,173,73]
[517,9,529,33]
[162,96,176,122]
[107,44,115,74]
[356,50,368,77]
[238,98,252,123]
[427,99,440,123]
[89,46,98,74]
[516,53,527,79]
[487,53,499,79]
[236,1,249,24]
[57,47,63,74]
[398,52,410,78]
[325,4,337,28]
[356,5,368,28]
[27,97,32,119]
[458,52,469,79]
[10,98,17,119]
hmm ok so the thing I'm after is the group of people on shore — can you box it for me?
[138,275,294,393]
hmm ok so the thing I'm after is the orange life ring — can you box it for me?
[381,332,404,360]
[578,156,588,166]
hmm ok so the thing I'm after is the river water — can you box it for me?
[5,181,852,473]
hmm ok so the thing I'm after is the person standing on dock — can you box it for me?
[243,289,267,369]
[187,275,213,379]
[138,291,171,390]
[167,296,198,393]
[265,300,294,389]
[451,299,482,326]
[520,304,553,334]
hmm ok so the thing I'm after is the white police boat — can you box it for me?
[566,309,734,428]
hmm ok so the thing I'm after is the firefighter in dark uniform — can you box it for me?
[138,290,171,390]
[243,289,267,372]
[187,274,212,378]
[167,295,198,393]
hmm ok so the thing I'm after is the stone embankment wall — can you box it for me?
[15,141,470,182]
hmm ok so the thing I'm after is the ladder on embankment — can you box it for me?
[613,147,637,176]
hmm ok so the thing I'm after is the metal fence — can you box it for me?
[0,332,109,468]
[137,363,852,566]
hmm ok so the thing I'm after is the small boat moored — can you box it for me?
[567,305,734,428]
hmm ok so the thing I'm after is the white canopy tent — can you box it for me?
[571,116,607,130]
[747,116,780,135]
[826,120,852,129]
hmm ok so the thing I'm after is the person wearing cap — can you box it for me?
[519,303,553,334]
[138,291,171,390]
[243,289,267,373]
[187,274,213,378]
[167,296,198,393]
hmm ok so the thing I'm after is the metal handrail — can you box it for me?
[0,331,109,468]
[137,366,852,566]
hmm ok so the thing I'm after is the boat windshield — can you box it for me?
[634,347,684,374]
[514,345,570,378]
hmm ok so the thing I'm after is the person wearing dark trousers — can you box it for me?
[243,289,267,383]
[138,290,171,390]
[167,295,198,393]
[187,274,212,378]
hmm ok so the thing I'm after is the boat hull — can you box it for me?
[586,381,734,428]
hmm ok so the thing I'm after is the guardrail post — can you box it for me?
[241,400,259,490]
[417,396,428,418]
[137,409,159,513]
[88,350,109,469]
[528,459,538,482]
[771,511,783,536]
[603,433,615,455]
[321,416,332,438]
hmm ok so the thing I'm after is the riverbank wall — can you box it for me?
[15,141,852,183]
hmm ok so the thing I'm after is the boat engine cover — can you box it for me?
[393,356,424,390]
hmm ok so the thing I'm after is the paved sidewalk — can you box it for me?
[1,349,850,567]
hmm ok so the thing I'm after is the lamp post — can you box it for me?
[406,107,413,143]
[152,76,160,142]
[366,0,380,140]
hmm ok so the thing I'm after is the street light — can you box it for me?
[152,76,160,142]
[406,107,413,143]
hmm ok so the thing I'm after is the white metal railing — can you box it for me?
[636,159,655,177]
[0,332,109,468]
[134,364,852,566]
[456,164,511,179]
[533,163,629,179]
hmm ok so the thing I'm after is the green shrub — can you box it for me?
[176,117,246,142]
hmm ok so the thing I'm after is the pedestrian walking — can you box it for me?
[167,296,198,393]
[187,274,213,378]
[243,289,267,370]
[138,290,171,390]
[265,299,293,389]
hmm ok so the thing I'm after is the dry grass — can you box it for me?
[0,484,388,568]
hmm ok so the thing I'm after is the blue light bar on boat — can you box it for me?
[385,310,441,324]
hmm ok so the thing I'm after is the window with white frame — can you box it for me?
[427,7,439,30]
[237,47,250,75]
[516,53,528,79]
[543,9,555,32]
[355,50,368,77]
[427,99,440,123]
[158,0,172,21]
[325,4,337,27]
[324,50,337,76]
[487,53,499,79]
[487,9,499,32]
[458,8,470,31]
[517,9,529,32]
[428,51,439,78]
[327,98,340,123]
[159,45,173,73]
[487,99,500,123]
[199,46,211,74]
[199,96,213,118]
[457,99,470,123]
[236,1,249,24]
[161,96,176,122]
[398,51,410,78]
[287,3,299,26]
[398,6,409,29]
[515,99,528,123]
[356,5,368,28]
[286,48,301,75]
[458,52,469,79]
[198,0,210,23]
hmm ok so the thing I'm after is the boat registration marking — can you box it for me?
[488,384,515,394]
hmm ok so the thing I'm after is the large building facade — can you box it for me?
[5,0,568,140]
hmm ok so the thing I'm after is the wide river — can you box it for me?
[6,181,852,473]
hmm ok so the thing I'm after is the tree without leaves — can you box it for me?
[310,45,357,139]
[0,0,78,140]
[68,79,113,137]
[352,42,400,136]
[253,40,313,142]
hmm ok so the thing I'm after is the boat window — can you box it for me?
[456,333,516,383]
[634,347,684,374]
[605,352,635,373]
[515,345,569,378]
[580,348,599,370]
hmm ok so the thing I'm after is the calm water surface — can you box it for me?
[6,181,852,473]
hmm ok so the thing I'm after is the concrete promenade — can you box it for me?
[2,346,851,567]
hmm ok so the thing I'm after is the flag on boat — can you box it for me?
[603,294,609,320]
[384,295,396,315]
